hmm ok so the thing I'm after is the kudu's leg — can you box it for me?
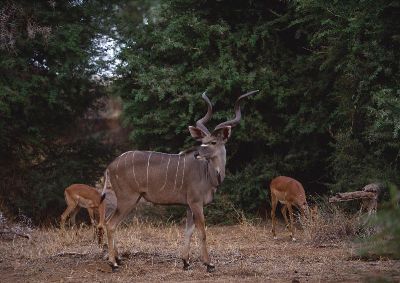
[181,207,195,270]
[271,193,278,240]
[106,195,140,270]
[287,204,296,241]
[189,202,214,272]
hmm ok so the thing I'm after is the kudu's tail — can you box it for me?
[100,169,110,203]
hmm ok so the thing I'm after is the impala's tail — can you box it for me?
[100,169,110,203]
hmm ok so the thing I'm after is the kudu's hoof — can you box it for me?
[109,263,119,272]
[182,259,191,270]
[205,263,215,273]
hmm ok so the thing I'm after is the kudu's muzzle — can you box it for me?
[193,145,214,161]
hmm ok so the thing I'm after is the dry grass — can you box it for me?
[303,205,369,246]
[1,215,400,282]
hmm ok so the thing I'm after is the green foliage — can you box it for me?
[294,0,400,191]
[0,0,119,222]
[0,0,115,160]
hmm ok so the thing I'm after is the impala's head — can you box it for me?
[188,91,258,163]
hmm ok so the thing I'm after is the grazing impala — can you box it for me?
[100,90,257,272]
[60,184,106,244]
[270,176,309,241]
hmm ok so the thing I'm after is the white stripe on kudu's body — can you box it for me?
[131,151,140,188]
[179,155,186,191]
[160,155,171,191]
[173,154,181,191]
[100,90,258,272]
[146,152,153,190]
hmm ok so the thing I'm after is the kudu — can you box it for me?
[270,176,309,241]
[60,184,106,245]
[101,90,258,272]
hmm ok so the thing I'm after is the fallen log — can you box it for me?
[329,183,382,215]
[329,191,377,202]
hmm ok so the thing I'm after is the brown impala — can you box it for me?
[60,184,106,244]
[100,90,258,272]
[270,176,309,241]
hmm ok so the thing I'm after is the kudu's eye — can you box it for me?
[210,141,217,145]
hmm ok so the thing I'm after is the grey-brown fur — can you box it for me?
[107,150,220,205]
[101,90,258,272]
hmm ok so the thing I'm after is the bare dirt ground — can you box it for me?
[1,221,399,283]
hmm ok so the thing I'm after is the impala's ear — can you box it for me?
[189,126,208,141]
[212,126,231,141]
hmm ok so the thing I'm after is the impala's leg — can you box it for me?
[189,202,214,272]
[106,194,140,270]
[69,206,80,227]
[271,192,278,240]
[281,205,289,229]
[287,204,296,241]
[88,208,96,225]
[181,207,195,270]
[87,208,96,241]
[60,203,78,230]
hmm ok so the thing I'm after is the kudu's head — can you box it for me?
[188,90,258,177]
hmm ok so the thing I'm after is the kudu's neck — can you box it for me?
[210,146,226,183]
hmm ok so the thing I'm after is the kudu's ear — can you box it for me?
[212,126,231,141]
[189,126,208,140]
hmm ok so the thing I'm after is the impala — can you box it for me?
[60,184,106,244]
[270,176,309,241]
[100,90,257,272]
